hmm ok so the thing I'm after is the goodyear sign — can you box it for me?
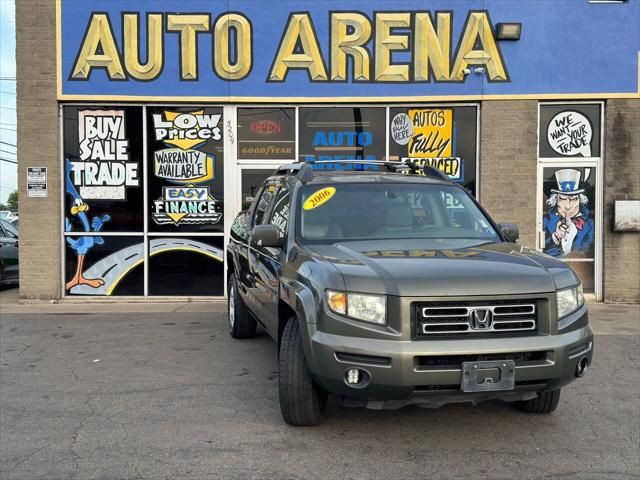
[58,0,640,100]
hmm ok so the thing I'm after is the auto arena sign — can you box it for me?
[58,0,640,100]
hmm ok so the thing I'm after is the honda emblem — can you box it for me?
[469,308,493,330]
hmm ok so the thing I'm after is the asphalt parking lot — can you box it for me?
[1,292,638,480]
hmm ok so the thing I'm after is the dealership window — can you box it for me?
[536,103,603,297]
[62,105,225,297]
[237,108,295,161]
[388,106,479,196]
[298,107,386,167]
[237,108,296,216]
[63,106,145,233]
[62,103,481,298]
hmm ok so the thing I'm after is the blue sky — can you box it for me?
[0,0,16,205]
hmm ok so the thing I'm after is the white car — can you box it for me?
[0,211,18,223]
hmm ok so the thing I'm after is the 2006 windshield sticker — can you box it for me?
[303,187,336,210]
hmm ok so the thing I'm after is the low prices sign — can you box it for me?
[152,110,219,183]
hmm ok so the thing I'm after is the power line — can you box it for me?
[0,157,17,164]
[0,91,16,95]
[0,140,16,148]
[0,149,16,156]
[0,106,16,111]
[0,127,16,132]
[0,77,16,81]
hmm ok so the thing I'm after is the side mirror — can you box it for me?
[251,224,283,248]
[499,223,519,243]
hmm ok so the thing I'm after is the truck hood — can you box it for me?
[306,239,576,297]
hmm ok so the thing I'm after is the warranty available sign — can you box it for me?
[153,110,220,183]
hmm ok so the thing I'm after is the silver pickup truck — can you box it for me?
[226,161,593,426]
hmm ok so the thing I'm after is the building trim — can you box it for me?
[56,93,640,103]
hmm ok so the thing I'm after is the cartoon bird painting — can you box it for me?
[65,159,111,291]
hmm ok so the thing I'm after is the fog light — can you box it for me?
[346,368,360,385]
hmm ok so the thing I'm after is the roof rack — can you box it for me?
[273,160,450,183]
[273,163,314,182]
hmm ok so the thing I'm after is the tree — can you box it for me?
[6,191,18,211]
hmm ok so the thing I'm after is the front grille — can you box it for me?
[415,300,538,337]
[415,351,548,370]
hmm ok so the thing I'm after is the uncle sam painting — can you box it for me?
[543,168,595,258]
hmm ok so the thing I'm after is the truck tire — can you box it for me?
[228,273,257,339]
[520,389,561,413]
[279,316,325,426]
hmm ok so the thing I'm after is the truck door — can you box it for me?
[251,185,290,335]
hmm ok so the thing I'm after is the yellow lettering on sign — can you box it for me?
[71,14,125,80]
[123,14,163,81]
[214,13,252,80]
[408,109,453,158]
[269,13,328,82]
[414,12,451,82]
[451,12,508,82]
[303,187,336,210]
[330,12,372,81]
[166,14,210,80]
[374,13,411,82]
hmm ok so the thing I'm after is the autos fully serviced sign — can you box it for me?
[57,0,639,100]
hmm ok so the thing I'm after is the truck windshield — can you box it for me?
[297,183,500,243]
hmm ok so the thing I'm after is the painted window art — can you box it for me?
[539,104,601,159]
[538,103,602,294]
[147,107,225,233]
[63,107,145,295]
[63,105,226,297]
[388,106,478,196]
[63,107,144,234]
[542,166,597,292]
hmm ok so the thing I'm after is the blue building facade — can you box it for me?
[17,0,640,301]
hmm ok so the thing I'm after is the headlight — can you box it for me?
[556,284,585,319]
[326,290,386,325]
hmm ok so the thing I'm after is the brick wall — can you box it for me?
[479,101,538,249]
[16,0,61,299]
[603,99,640,303]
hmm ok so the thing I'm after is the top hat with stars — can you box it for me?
[551,168,584,195]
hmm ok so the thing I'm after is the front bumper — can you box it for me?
[306,312,593,406]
